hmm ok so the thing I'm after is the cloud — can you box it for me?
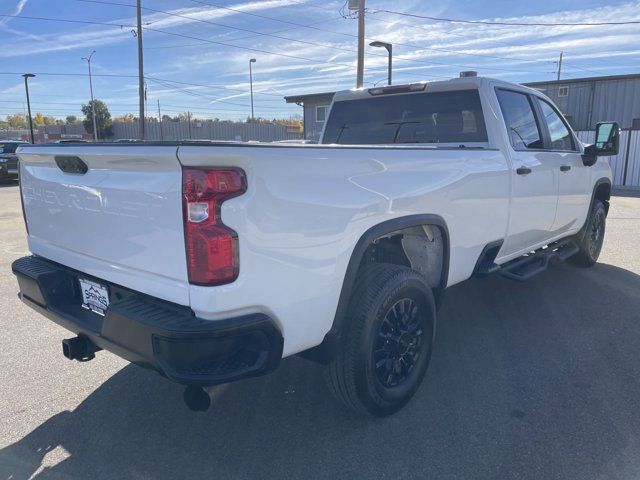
[0,0,29,25]
[0,0,310,58]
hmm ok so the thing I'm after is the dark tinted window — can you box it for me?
[322,90,488,145]
[0,142,23,154]
[536,98,575,151]
[496,89,543,150]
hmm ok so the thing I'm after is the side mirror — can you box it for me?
[582,121,620,166]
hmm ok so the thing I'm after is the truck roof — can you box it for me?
[331,76,540,103]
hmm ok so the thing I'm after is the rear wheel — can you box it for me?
[324,264,436,416]
[570,199,606,267]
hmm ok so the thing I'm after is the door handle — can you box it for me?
[516,166,532,175]
[560,165,571,172]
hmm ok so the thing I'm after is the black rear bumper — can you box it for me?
[12,256,283,386]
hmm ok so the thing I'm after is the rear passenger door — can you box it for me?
[495,89,559,257]
[532,97,589,235]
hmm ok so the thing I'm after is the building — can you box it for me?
[524,73,640,131]
[283,91,336,142]
[284,73,640,141]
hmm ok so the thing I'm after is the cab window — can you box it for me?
[535,98,576,151]
[495,89,544,150]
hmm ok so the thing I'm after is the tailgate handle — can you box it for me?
[55,155,88,175]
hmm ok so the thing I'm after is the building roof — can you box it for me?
[284,91,337,104]
[524,73,640,87]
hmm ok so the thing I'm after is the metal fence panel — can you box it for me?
[576,130,639,187]
[627,131,640,187]
[112,121,301,142]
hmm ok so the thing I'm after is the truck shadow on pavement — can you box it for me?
[2,262,640,480]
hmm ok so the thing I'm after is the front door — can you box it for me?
[495,88,559,257]
[533,98,590,234]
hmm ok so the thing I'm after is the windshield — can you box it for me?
[322,89,488,145]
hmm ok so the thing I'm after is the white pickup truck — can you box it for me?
[12,76,620,416]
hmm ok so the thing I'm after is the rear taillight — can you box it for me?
[182,167,247,286]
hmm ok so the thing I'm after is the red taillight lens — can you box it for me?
[182,168,247,286]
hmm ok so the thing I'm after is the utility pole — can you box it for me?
[157,99,163,141]
[249,58,256,121]
[187,111,192,139]
[22,74,35,144]
[136,0,145,140]
[557,51,563,81]
[356,0,365,88]
[82,50,99,142]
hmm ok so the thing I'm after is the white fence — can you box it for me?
[577,130,640,187]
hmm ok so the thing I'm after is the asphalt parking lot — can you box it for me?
[1,181,639,480]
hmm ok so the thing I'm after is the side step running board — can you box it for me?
[497,239,579,282]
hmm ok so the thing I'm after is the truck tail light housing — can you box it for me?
[182,167,247,286]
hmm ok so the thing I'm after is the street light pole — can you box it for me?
[356,0,365,88]
[249,58,256,121]
[136,0,145,140]
[370,41,392,85]
[82,50,99,142]
[22,73,35,144]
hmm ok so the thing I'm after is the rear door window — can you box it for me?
[322,89,488,145]
[496,89,544,150]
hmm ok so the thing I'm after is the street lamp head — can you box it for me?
[370,41,392,50]
[250,58,256,63]
[22,73,35,79]
[82,50,96,62]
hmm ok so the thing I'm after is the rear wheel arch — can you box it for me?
[300,214,450,364]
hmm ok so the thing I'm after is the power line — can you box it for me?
[74,0,453,76]
[371,9,640,26]
[184,0,567,75]
[0,13,134,28]
[289,1,638,72]
[145,77,292,110]
[0,8,584,79]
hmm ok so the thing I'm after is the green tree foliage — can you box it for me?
[81,99,114,139]
[65,115,78,124]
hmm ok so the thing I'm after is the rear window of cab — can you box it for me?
[322,89,488,145]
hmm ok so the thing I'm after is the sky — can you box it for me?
[0,0,638,121]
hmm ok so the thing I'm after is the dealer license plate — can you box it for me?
[79,278,109,315]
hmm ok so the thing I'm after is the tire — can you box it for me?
[324,263,436,416]
[569,199,607,267]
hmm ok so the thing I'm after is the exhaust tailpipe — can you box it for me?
[62,336,101,362]
[184,385,216,412]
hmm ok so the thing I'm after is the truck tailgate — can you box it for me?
[18,145,190,305]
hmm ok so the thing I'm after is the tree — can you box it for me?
[81,99,113,139]
[33,112,46,126]
[55,119,65,126]
[6,113,27,129]
[113,113,136,123]
[65,115,78,124]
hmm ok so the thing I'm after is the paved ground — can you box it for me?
[1,181,640,480]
